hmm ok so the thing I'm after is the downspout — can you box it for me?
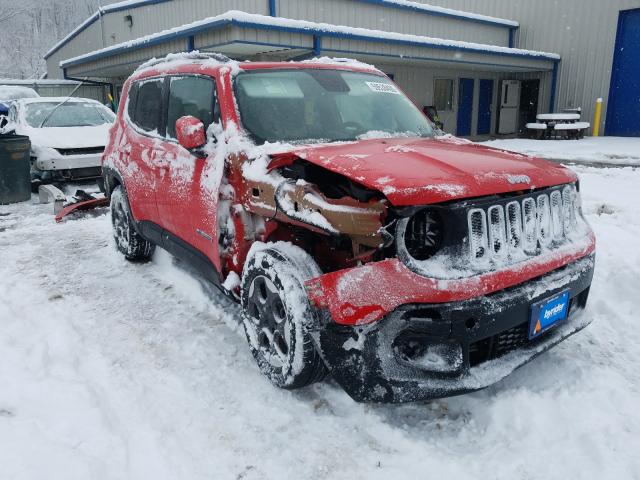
[508,27,516,48]
[549,60,559,113]
[268,0,277,16]
[290,35,322,61]
[313,35,322,56]
[99,8,106,48]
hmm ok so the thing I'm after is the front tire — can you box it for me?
[110,185,154,262]
[240,243,327,389]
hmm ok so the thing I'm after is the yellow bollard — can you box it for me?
[593,98,603,136]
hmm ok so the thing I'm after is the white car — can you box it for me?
[0,85,39,107]
[7,97,115,188]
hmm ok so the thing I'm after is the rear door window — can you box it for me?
[166,76,216,140]
[131,78,163,134]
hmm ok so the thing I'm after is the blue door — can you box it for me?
[606,8,640,136]
[477,79,493,135]
[456,78,474,136]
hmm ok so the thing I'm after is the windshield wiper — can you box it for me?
[38,79,86,128]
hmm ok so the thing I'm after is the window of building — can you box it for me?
[166,76,216,140]
[131,78,163,133]
[433,79,454,111]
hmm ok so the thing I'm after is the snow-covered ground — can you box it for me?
[481,136,640,166]
[1,165,640,479]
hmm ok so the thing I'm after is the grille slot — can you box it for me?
[506,201,522,253]
[55,146,104,156]
[468,208,488,260]
[550,190,564,241]
[563,185,577,232]
[488,205,507,256]
[467,185,580,266]
[536,194,552,246]
[522,197,537,253]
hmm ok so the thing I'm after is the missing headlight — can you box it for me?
[397,209,444,261]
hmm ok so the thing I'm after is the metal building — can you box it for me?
[44,0,640,136]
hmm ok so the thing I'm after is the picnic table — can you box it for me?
[525,113,590,140]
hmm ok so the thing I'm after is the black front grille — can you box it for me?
[56,146,104,156]
[60,166,102,179]
[468,288,590,368]
[469,322,530,367]
[494,323,529,356]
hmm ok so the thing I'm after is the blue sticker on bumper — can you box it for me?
[529,290,570,339]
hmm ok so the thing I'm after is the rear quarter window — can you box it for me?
[126,82,138,122]
[129,78,163,134]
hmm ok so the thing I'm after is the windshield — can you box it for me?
[234,69,434,144]
[24,101,115,128]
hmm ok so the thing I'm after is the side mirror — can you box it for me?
[176,115,206,150]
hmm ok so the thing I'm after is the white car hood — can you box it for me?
[17,124,111,149]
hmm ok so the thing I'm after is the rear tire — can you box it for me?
[240,243,328,389]
[110,185,154,262]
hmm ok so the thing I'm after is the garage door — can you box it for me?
[606,8,640,136]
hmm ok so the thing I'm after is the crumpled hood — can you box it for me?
[17,124,111,150]
[288,137,577,206]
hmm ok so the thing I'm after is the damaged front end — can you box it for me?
[223,151,392,280]
[313,254,594,403]
[224,146,595,404]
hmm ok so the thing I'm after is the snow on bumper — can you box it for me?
[305,232,596,326]
[35,153,102,171]
[312,254,595,403]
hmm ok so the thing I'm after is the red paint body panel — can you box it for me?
[175,116,206,149]
[306,233,595,326]
[55,197,109,223]
[289,138,577,206]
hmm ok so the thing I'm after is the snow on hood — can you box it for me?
[286,137,578,206]
[16,124,112,149]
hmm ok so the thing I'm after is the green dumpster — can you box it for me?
[0,133,31,204]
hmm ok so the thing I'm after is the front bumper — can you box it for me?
[32,153,102,183]
[314,254,595,403]
[35,153,102,171]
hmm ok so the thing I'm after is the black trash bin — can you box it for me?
[0,133,31,204]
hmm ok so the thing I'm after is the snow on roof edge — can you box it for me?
[17,96,103,104]
[376,0,518,27]
[46,0,519,60]
[59,11,559,70]
[45,0,170,59]
[45,11,100,60]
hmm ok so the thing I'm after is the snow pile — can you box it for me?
[481,136,640,166]
[0,166,639,478]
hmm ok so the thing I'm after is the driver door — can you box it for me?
[155,74,221,270]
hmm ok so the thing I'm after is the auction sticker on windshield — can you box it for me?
[366,82,400,94]
[529,290,570,339]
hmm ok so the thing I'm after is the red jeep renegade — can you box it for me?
[103,53,595,402]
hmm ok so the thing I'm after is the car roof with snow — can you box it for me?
[16,96,105,106]
[131,52,383,80]
[0,85,39,101]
